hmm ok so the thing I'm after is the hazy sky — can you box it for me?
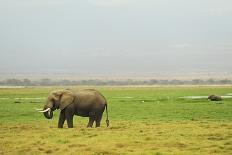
[0,0,232,75]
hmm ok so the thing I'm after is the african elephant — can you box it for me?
[37,89,109,128]
[208,95,222,101]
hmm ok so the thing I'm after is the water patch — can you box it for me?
[179,96,208,99]
[0,86,26,88]
[0,97,45,100]
[179,96,232,99]
[221,96,232,98]
[14,97,45,100]
[112,97,134,99]
[0,98,10,99]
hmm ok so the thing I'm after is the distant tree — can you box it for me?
[59,80,72,85]
[40,78,52,85]
[22,79,32,86]
[206,78,215,84]
[191,79,204,85]
[169,79,183,85]
[159,80,169,85]
[219,79,231,84]
[5,79,22,85]
[148,79,159,85]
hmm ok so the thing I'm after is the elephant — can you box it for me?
[208,95,222,101]
[37,89,109,128]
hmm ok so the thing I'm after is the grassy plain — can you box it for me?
[0,86,232,154]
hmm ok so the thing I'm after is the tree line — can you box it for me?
[0,78,231,86]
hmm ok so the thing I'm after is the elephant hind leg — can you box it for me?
[95,115,102,128]
[87,117,94,128]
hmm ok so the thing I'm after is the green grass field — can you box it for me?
[0,86,232,154]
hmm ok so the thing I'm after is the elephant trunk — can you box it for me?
[43,107,53,119]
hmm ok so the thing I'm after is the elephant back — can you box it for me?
[75,89,107,107]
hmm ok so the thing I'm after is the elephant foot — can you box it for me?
[67,124,74,128]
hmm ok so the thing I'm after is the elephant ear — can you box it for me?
[59,90,75,111]
[52,91,63,101]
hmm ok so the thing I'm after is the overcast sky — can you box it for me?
[0,0,232,75]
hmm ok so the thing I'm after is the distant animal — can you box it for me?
[208,95,222,101]
[36,89,109,128]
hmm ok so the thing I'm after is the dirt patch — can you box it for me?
[115,143,126,148]
[68,144,87,148]
[144,137,152,141]
[87,134,98,138]
[45,149,53,154]
[38,147,45,151]
[165,142,187,149]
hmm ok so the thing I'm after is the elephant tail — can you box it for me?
[105,104,109,127]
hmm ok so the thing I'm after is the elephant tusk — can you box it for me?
[38,108,50,113]
[35,108,43,111]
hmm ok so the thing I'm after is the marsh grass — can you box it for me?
[1,121,231,154]
[0,86,232,154]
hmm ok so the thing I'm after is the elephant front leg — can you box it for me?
[65,106,74,128]
[66,116,74,128]
[58,110,65,128]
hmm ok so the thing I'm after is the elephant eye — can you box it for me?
[52,98,56,103]
[52,98,59,104]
